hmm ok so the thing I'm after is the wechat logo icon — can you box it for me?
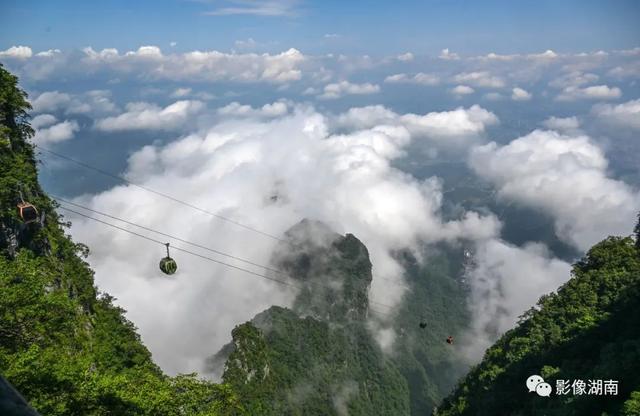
[526,375,552,397]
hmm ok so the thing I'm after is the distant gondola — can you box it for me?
[446,336,454,345]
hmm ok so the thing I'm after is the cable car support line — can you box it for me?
[37,145,284,242]
[57,205,399,318]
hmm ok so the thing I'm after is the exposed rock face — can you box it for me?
[273,219,373,322]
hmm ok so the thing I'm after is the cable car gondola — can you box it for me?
[17,191,38,224]
[159,243,178,275]
[446,336,454,345]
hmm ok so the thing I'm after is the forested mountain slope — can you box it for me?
[211,220,411,415]
[0,64,240,415]
[436,223,640,416]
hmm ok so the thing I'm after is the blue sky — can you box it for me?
[2,0,639,55]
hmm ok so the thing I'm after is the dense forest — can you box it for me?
[437,226,640,415]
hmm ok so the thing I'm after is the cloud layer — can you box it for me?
[68,102,500,375]
[469,129,640,250]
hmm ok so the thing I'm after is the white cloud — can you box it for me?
[217,101,289,118]
[318,81,380,99]
[32,118,79,145]
[170,41,178,47]
[607,61,640,79]
[323,33,341,39]
[541,116,581,135]
[31,114,58,129]
[396,52,414,62]
[469,129,640,251]
[548,71,598,89]
[463,239,571,360]
[68,103,499,374]
[35,49,62,57]
[334,104,498,151]
[527,49,558,61]
[32,90,117,116]
[0,45,33,59]
[203,0,300,16]
[592,99,640,130]
[384,72,439,86]
[617,47,640,57]
[475,52,518,61]
[452,71,505,88]
[511,87,532,101]
[439,48,459,60]
[171,87,193,98]
[450,85,475,96]
[32,91,72,113]
[556,85,622,101]
[234,38,258,50]
[95,100,204,132]
[81,46,306,84]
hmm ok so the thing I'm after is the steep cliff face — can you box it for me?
[0,65,239,415]
[436,234,640,416]
[274,219,373,322]
[213,220,410,415]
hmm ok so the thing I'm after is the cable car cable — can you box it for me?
[57,206,399,317]
[55,197,400,309]
[36,145,284,242]
[38,148,413,296]
[52,195,283,275]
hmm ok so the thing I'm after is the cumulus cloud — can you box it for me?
[607,61,640,79]
[469,129,640,251]
[592,99,640,130]
[396,52,414,62]
[462,239,572,360]
[66,102,499,375]
[80,46,306,83]
[548,71,598,89]
[384,72,439,86]
[31,115,79,145]
[452,71,505,88]
[527,49,558,61]
[32,91,72,113]
[541,116,581,135]
[318,81,380,99]
[32,90,118,116]
[202,0,300,16]
[511,87,532,101]
[450,85,475,96]
[217,101,289,118]
[555,85,622,101]
[334,104,498,151]
[439,48,459,60]
[0,45,33,59]
[95,100,204,132]
[171,87,193,98]
[35,49,62,57]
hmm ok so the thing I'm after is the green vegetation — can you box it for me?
[0,64,240,415]
[437,233,640,415]
[391,246,471,414]
[214,223,411,415]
